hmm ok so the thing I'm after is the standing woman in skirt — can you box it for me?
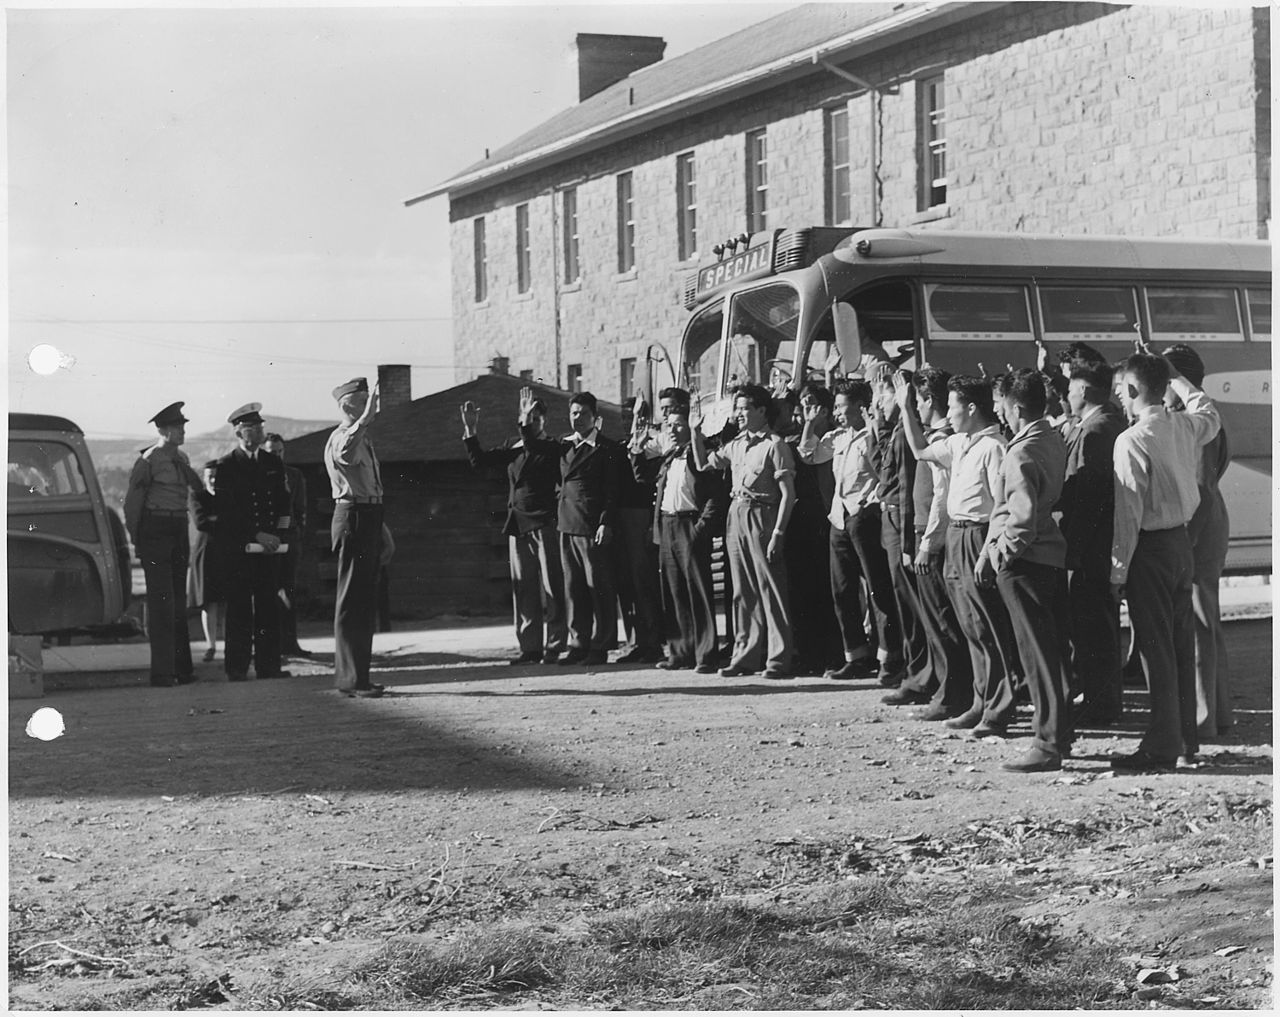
[188,460,226,662]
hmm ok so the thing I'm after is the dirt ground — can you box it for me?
[7,617,1273,1010]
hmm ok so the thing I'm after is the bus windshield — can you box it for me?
[725,282,802,390]
[681,299,723,408]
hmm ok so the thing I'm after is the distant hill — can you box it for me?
[87,417,333,519]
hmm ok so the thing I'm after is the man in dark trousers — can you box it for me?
[325,378,386,697]
[976,369,1072,772]
[124,400,204,686]
[615,397,665,664]
[461,386,567,665]
[630,396,724,672]
[215,403,292,682]
[1109,352,1220,772]
[555,391,622,667]
[263,432,310,660]
[1056,358,1126,725]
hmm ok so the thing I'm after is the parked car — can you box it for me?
[8,413,131,635]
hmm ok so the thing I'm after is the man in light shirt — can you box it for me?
[1109,352,1221,773]
[631,402,725,673]
[897,374,1018,736]
[797,379,900,682]
[976,370,1072,773]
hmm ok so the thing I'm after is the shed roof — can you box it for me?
[287,374,628,467]
[408,1,998,204]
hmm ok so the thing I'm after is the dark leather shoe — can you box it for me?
[201,648,216,662]
[824,660,876,681]
[541,650,561,665]
[226,672,250,682]
[882,688,931,706]
[558,650,588,666]
[176,673,197,685]
[719,665,757,678]
[945,710,983,730]
[657,659,692,671]
[761,668,792,681]
[149,676,178,687]
[343,684,386,699]
[914,704,961,722]
[1002,748,1063,773]
[259,670,293,679]
[583,650,610,666]
[509,651,542,665]
[969,722,1008,739]
[877,666,905,689]
[694,663,718,675]
[1110,749,1175,773]
[615,646,664,665]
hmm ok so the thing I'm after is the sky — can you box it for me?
[5,0,800,439]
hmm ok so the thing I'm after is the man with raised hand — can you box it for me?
[691,384,796,680]
[1108,352,1220,772]
[462,386,567,665]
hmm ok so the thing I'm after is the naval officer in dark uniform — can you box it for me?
[124,401,204,686]
[214,403,292,681]
[325,377,386,697]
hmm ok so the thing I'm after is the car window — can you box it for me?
[8,440,89,498]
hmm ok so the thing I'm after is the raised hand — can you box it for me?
[689,398,704,432]
[460,400,479,434]
[823,345,842,373]
[518,386,537,417]
[1034,339,1050,373]
[892,369,911,410]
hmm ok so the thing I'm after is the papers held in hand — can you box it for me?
[245,542,288,554]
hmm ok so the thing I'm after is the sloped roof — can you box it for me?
[287,374,628,466]
[409,1,996,204]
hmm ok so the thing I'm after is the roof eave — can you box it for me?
[405,1,1004,207]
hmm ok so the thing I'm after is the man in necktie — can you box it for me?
[325,377,387,697]
[215,403,292,682]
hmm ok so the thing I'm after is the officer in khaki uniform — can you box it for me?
[124,401,204,686]
[214,403,292,681]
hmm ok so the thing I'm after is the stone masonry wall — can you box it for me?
[447,2,1267,397]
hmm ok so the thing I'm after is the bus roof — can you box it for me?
[833,228,1271,276]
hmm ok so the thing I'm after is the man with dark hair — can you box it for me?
[125,401,204,686]
[615,396,665,664]
[898,374,1018,735]
[218,402,293,683]
[692,383,796,678]
[1057,357,1127,725]
[325,379,385,696]
[632,406,724,672]
[262,432,310,660]
[1161,343,1232,740]
[903,367,974,720]
[799,379,900,681]
[1110,351,1220,772]
[462,386,567,665]
[1056,342,1106,374]
[556,390,623,666]
[976,369,1072,772]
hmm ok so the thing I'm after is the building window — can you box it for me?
[746,128,768,233]
[619,357,636,403]
[562,187,580,283]
[566,363,583,393]
[826,107,852,226]
[515,203,531,294]
[473,217,487,303]
[676,152,697,262]
[616,172,635,274]
[918,74,947,210]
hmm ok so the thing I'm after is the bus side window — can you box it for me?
[924,283,1033,341]
[1247,288,1271,341]
[1040,285,1139,342]
[1146,286,1244,343]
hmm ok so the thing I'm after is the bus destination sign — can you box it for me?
[697,244,771,294]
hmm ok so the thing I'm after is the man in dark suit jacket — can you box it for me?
[549,391,622,666]
[1057,357,1127,725]
[215,403,292,681]
[263,433,310,659]
[631,400,725,672]
[462,386,567,665]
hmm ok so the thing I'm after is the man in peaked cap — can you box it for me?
[214,402,293,681]
[124,401,204,687]
[325,377,387,697]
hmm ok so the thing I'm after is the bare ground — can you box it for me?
[7,617,1273,1009]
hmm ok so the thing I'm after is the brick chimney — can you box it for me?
[576,34,665,102]
[377,364,412,409]
[488,355,510,376]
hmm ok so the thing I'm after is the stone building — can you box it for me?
[410,1,1270,397]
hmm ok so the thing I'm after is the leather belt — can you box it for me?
[949,519,986,529]
[336,496,383,505]
[661,510,700,518]
[143,509,188,518]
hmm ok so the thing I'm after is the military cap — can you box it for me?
[332,377,369,401]
[149,401,188,427]
[228,402,265,426]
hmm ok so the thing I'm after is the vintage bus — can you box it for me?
[665,227,1270,574]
